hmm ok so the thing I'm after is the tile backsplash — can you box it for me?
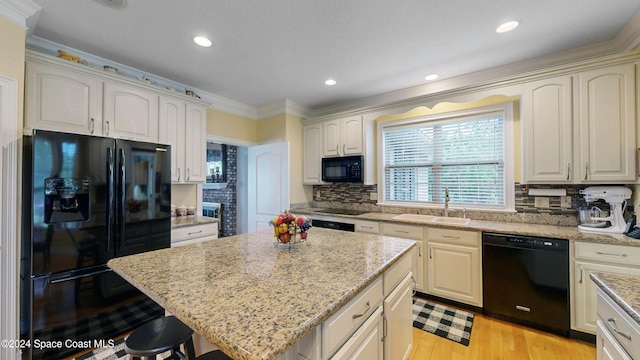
[293,182,636,226]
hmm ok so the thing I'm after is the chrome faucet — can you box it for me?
[444,187,450,217]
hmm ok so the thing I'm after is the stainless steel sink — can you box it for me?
[392,214,470,226]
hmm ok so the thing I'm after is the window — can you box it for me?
[379,104,514,211]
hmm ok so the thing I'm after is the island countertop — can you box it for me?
[107,227,416,360]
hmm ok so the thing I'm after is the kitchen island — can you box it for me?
[107,227,416,360]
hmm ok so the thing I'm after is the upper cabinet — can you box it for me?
[25,61,103,136]
[522,63,637,183]
[577,64,636,183]
[158,96,207,183]
[103,81,158,142]
[25,50,210,183]
[323,116,363,157]
[302,123,324,184]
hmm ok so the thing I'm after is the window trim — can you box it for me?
[376,102,515,212]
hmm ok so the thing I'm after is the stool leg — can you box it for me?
[184,337,196,360]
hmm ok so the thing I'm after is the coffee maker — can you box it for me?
[577,186,632,233]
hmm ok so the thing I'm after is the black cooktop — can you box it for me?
[313,208,369,216]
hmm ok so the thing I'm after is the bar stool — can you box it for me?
[124,316,196,360]
[195,350,232,360]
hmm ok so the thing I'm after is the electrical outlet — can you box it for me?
[534,197,550,208]
[370,192,378,201]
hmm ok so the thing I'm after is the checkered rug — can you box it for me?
[73,337,173,360]
[412,297,475,346]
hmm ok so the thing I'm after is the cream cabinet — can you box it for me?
[159,96,207,183]
[522,63,636,183]
[596,288,639,360]
[323,116,363,157]
[572,242,640,334]
[303,123,325,184]
[103,81,158,142]
[522,75,573,182]
[330,306,383,360]
[170,222,218,247]
[576,64,636,182]
[426,228,482,307]
[25,60,103,135]
[383,273,413,360]
[381,223,425,292]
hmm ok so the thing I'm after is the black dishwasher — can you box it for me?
[482,233,569,336]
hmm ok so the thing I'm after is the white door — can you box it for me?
[248,142,289,232]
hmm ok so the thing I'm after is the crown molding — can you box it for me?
[0,0,40,30]
[256,99,314,120]
[312,15,640,118]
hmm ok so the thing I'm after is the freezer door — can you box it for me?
[27,131,115,276]
[114,139,171,257]
[23,269,163,360]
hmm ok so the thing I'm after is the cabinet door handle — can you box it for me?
[583,162,589,180]
[382,313,388,341]
[343,144,346,154]
[90,118,95,134]
[607,318,632,340]
[177,168,181,181]
[105,120,110,136]
[186,168,191,181]
[596,251,627,257]
[429,246,433,259]
[566,163,570,180]
[418,246,422,257]
[336,144,339,155]
[578,264,583,284]
[352,301,370,319]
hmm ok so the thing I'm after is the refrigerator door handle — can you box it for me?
[49,268,112,284]
[107,147,114,252]
[120,148,126,248]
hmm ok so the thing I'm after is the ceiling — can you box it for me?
[28,0,640,112]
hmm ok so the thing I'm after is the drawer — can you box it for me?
[381,223,424,240]
[597,288,640,357]
[171,222,218,243]
[428,227,479,246]
[575,242,640,266]
[355,220,379,234]
[322,277,383,359]
[383,251,412,297]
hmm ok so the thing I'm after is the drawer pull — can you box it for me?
[352,301,370,319]
[188,230,203,235]
[607,318,632,340]
[362,225,373,229]
[442,234,461,239]
[395,229,410,234]
[596,251,627,257]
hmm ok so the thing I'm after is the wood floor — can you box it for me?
[408,311,596,360]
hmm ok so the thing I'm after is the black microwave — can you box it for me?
[322,155,363,182]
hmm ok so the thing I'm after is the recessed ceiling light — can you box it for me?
[193,36,212,47]
[496,21,519,33]
[324,79,337,86]
[424,74,439,81]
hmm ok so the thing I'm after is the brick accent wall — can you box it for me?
[203,145,237,237]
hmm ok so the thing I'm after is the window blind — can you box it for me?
[383,112,505,209]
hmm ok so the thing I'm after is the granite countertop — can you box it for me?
[295,208,640,247]
[171,216,219,228]
[590,272,640,326]
[108,227,415,360]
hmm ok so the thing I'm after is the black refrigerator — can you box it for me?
[20,130,171,359]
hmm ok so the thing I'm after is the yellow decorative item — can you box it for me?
[57,50,82,63]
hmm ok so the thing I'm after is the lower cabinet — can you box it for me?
[330,307,384,360]
[572,242,640,334]
[383,274,413,360]
[381,223,425,292]
[596,288,639,359]
[170,222,219,247]
[426,228,482,307]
